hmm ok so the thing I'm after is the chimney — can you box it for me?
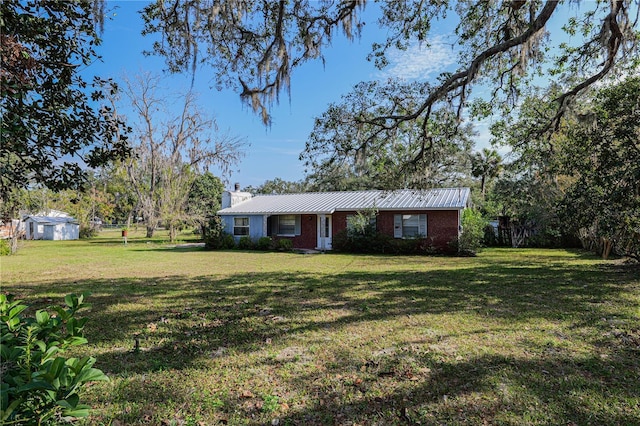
[221,183,252,209]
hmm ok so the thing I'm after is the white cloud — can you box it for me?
[380,35,457,80]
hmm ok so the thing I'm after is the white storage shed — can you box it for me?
[23,215,80,240]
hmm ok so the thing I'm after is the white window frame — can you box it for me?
[233,217,250,236]
[394,214,427,239]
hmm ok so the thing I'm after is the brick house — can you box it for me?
[217,187,471,251]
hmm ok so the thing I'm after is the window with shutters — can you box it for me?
[394,214,427,238]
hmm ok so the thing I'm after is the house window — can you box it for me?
[278,215,296,235]
[233,217,249,236]
[402,215,420,237]
[394,214,427,238]
[273,215,300,236]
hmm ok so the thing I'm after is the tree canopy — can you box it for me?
[561,76,640,259]
[0,0,130,199]
[301,80,474,190]
[142,0,639,142]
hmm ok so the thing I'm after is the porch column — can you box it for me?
[319,213,325,251]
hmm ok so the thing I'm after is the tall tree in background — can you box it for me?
[142,0,638,158]
[471,148,503,198]
[244,178,308,195]
[100,161,139,226]
[301,80,474,190]
[120,73,245,240]
[0,0,130,203]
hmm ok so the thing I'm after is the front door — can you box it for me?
[317,215,332,250]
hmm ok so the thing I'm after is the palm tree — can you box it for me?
[471,148,503,198]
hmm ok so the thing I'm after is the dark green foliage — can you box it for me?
[187,172,225,235]
[0,293,108,424]
[0,1,130,198]
[483,225,498,247]
[203,216,234,250]
[79,225,99,240]
[333,230,438,255]
[222,234,236,249]
[256,237,274,251]
[471,148,503,198]
[302,80,474,190]
[276,238,293,251]
[560,77,640,260]
[237,236,254,250]
[488,175,567,248]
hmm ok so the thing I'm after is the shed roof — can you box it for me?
[23,216,79,225]
[218,188,470,215]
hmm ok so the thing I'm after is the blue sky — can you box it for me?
[87,1,470,189]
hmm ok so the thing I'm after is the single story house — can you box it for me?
[217,187,471,250]
[23,215,79,240]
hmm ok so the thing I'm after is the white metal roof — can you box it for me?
[218,188,470,215]
[23,216,78,224]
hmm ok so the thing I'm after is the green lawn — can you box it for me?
[2,231,639,425]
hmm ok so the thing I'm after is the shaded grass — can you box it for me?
[2,233,639,425]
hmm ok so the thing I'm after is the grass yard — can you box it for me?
[2,230,639,425]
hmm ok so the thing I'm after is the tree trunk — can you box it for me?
[169,224,177,243]
[146,226,155,238]
[9,221,19,254]
[601,237,613,260]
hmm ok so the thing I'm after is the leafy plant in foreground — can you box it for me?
[0,293,108,424]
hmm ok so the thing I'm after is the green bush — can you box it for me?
[277,238,293,251]
[0,239,10,256]
[204,216,236,250]
[0,293,108,424]
[333,229,435,255]
[221,234,236,249]
[237,236,254,250]
[456,209,486,255]
[79,225,98,239]
[483,224,498,246]
[256,237,273,251]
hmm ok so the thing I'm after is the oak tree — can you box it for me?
[142,0,639,150]
[301,80,474,190]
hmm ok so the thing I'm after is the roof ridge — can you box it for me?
[253,187,470,197]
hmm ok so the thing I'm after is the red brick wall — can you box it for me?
[275,210,460,250]
[331,212,350,235]
[273,214,317,249]
[427,210,460,249]
[371,210,460,250]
